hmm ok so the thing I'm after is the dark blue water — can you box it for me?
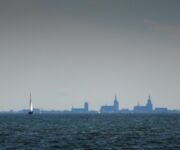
[0,114,180,149]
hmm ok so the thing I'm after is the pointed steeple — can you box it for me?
[114,94,119,111]
[146,95,153,111]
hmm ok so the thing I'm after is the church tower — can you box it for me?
[113,95,119,112]
[146,95,153,112]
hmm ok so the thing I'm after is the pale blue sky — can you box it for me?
[0,0,180,111]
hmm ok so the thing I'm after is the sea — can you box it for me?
[0,114,180,150]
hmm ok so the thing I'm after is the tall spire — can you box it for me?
[147,94,152,106]
[114,93,119,111]
[147,94,153,111]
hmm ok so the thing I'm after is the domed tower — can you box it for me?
[84,102,89,112]
[113,95,119,112]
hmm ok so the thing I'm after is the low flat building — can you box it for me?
[154,107,168,113]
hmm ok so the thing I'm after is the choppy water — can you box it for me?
[0,114,180,149]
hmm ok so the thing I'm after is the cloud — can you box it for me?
[144,19,180,34]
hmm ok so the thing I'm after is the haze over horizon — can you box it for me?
[0,0,180,111]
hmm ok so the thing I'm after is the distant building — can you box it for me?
[154,108,168,113]
[120,108,130,113]
[71,102,89,113]
[133,96,153,113]
[100,95,119,113]
[84,102,89,112]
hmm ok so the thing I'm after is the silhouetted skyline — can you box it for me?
[2,95,179,114]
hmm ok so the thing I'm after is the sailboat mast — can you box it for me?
[29,92,31,109]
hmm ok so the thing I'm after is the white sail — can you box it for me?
[29,93,33,113]
[30,101,33,112]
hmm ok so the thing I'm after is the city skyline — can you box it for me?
[0,94,178,112]
[1,94,179,114]
[0,0,180,111]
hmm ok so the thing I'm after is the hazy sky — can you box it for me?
[0,0,180,111]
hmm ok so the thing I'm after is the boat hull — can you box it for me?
[28,111,33,115]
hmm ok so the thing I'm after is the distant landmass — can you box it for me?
[1,95,180,114]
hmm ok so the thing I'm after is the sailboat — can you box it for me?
[28,93,33,115]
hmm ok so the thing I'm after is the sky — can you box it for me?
[0,0,180,111]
